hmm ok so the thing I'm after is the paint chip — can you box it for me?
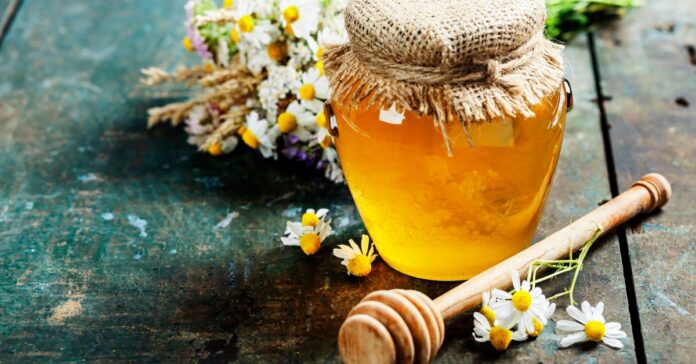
[127,215,148,237]
[78,173,101,183]
[215,211,240,230]
[48,297,84,325]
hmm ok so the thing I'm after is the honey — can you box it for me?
[333,89,567,281]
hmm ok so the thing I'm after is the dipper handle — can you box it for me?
[434,173,671,320]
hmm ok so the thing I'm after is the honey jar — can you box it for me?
[324,0,568,280]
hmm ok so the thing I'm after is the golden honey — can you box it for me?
[333,90,567,281]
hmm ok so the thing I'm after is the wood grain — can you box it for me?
[0,0,639,362]
[596,0,696,361]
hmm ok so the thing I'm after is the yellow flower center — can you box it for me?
[267,42,287,61]
[241,129,259,149]
[511,290,532,312]
[182,36,194,52]
[315,61,324,75]
[480,306,496,326]
[299,233,321,255]
[285,23,295,36]
[238,15,255,33]
[277,112,298,133]
[489,326,513,351]
[230,28,241,43]
[223,0,234,9]
[347,255,372,277]
[316,47,323,60]
[301,212,319,227]
[204,63,214,73]
[584,320,605,342]
[283,5,300,23]
[299,84,316,101]
[316,111,328,128]
[207,143,223,156]
[237,125,247,135]
[529,317,544,337]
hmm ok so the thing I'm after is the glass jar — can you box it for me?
[331,87,568,281]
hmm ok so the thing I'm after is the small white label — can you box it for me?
[329,115,338,130]
[379,105,405,125]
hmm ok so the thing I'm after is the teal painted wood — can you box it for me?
[0,0,636,362]
[596,1,696,361]
[0,0,19,43]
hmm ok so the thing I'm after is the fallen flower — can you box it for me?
[557,301,627,349]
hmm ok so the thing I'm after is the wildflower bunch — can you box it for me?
[142,0,348,182]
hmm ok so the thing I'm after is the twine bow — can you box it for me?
[350,31,545,95]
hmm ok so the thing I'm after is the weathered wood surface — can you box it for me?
[0,0,19,43]
[0,1,645,362]
[596,1,696,362]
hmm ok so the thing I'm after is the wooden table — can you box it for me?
[0,1,693,362]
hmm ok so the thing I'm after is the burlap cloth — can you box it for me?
[323,0,564,149]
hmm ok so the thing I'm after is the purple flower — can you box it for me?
[280,135,325,171]
[185,0,213,60]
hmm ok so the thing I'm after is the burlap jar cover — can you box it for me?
[323,0,565,152]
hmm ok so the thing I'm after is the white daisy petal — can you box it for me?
[521,280,530,292]
[556,320,585,332]
[581,301,593,318]
[473,312,491,330]
[566,305,588,324]
[281,237,299,246]
[482,291,491,306]
[512,270,521,291]
[348,239,360,253]
[523,313,534,334]
[560,332,588,347]
[512,329,528,341]
[605,322,621,331]
[491,289,512,300]
[605,329,627,339]
[594,302,605,317]
[602,337,624,349]
[473,334,488,343]
[332,249,354,260]
[360,235,369,254]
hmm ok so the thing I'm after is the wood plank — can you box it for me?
[0,0,20,46]
[0,1,634,362]
[595,1,696,362]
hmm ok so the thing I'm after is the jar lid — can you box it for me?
[323,0,564,150]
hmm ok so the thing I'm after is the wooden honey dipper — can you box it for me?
[338,173,672,364]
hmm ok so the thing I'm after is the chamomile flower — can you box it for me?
[230,0,277,49]
[300,208,329,227]
[321,146,344,183]
[473,312,528,351]
[276,101,317,141]
[490,271,551,335]
[298,68,330,112]
[279,0,320,39]
[240,111,278,158]
[480,291,497,326]
[557,301,627,349]
[281,220,334,256]
[333,235,378,277]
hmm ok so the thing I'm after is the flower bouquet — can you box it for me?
[141,0,348,183]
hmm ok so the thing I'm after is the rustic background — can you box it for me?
[0,0,693,362]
